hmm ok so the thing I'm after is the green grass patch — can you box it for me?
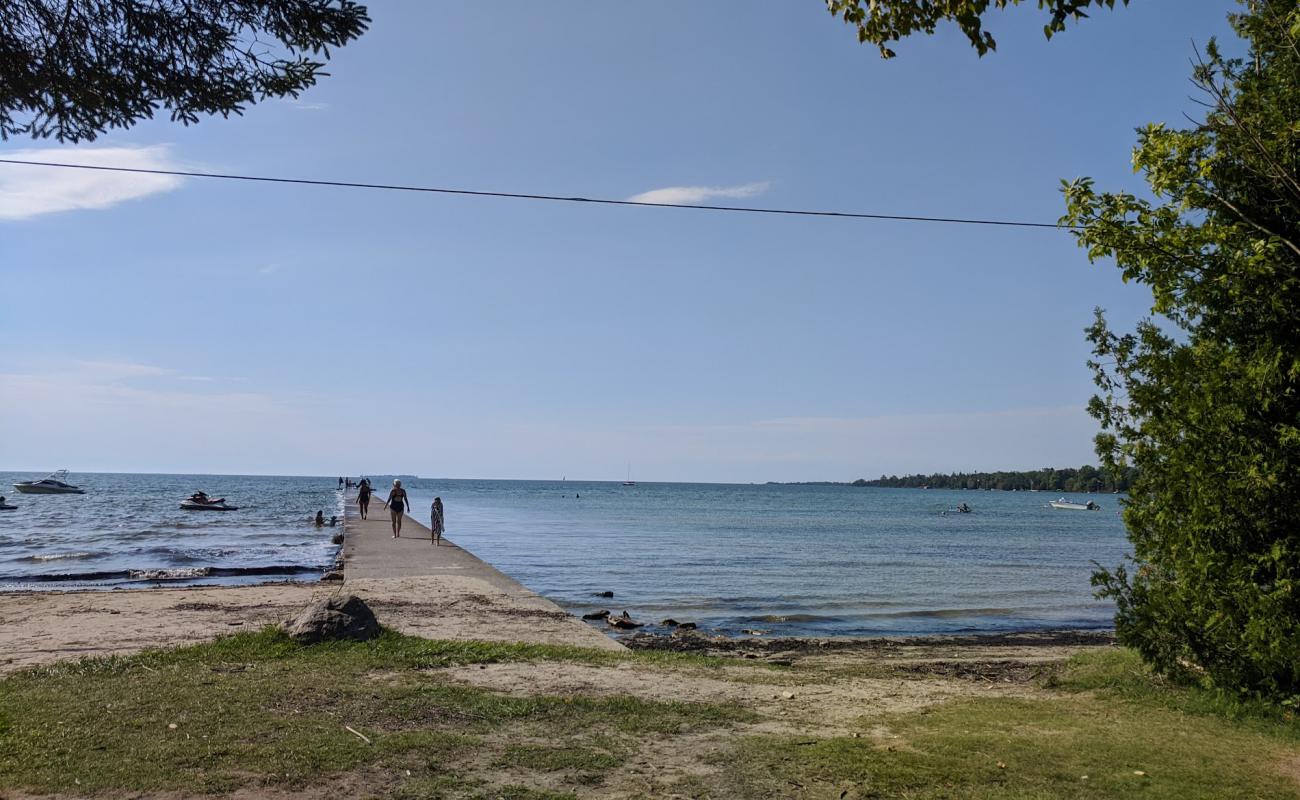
[697,648,1300,799]
[0,628,746,796]
[715,696,1298,799]
[1052,648,1300,735]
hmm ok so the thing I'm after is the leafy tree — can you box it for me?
[825,0,1130,57]
[1,0,370,142]
[1063,1,1300,700]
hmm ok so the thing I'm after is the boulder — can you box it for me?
[676,622,698,631]
[283,594,380,644]
[593,591,614,598]
[582,609,610,620]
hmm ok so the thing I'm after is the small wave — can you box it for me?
[1,569,130,583]
[0,563,326,585]
[743,614,840,624]
[208,565,322,578]
[130,567,212,580]
[862,607,1018,620]
[26,552,95,562]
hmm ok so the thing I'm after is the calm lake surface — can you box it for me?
[0,473,1130,637]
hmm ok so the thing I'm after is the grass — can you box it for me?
[694,649,1300,799]
[2,631,1297,799]
[0,627,747,796]
[1052,648,1300,732]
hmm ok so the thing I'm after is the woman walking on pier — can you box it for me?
[384,479,409,537]
[357,480,371,519]
[431,496,445,546]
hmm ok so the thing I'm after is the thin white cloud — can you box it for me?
[286,100,330,111]
[627,181,771,205]
[71,360,171,380]
[0,145,184,221]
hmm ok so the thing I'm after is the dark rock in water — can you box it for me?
[331,532,345,545]
[676,621,697,630]
[582,609,610,620]
[283,594,380,644]
[660,619,680,627]
[607,614,642,629]
[594,591,614,598]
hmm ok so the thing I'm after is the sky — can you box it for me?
[0,1,1238,482]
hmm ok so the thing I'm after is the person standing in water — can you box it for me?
[357,480,372,519]
[384,479,409,537]
[430,496,445,546]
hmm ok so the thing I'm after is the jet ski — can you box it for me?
[180,492,239,511]
[0,496,17,511]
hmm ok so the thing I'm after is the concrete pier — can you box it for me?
[342,488,623,651]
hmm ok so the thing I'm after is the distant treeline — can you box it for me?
[854,465,1137,493]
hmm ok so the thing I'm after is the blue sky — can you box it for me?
[0,1,1236,481]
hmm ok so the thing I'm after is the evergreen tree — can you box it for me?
[1,1,369,141]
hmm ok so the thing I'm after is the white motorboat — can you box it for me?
[12,470,85,494]
[1049,497,1100,511]
[180,492,239,511]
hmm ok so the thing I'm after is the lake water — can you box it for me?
[0,472,1130,637]
[0,472,343,589]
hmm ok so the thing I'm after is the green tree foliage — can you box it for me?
[824,0,1129,57]
[1,0,370,142]
[1062,2,1300,700]
[856,465,1136,492]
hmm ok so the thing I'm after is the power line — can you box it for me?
[0,158,1072,229]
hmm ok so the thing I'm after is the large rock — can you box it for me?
[283,594,380,644]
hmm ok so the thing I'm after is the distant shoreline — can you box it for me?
[769,465,1135,493]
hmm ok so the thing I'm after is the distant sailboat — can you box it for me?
[623,464,636,486]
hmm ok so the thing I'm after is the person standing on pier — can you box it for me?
[431,497,445,546]
[384,479,410,538]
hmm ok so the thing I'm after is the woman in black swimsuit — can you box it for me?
[384,479,409,537]
[357,481,371,519]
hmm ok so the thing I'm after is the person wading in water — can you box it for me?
[384,479,409,538]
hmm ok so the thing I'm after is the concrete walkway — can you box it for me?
[342,488,623,651]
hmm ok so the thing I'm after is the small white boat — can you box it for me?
[1049,497,1100,511]
[13,470,85,494]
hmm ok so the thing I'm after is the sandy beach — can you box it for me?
[0,490,620,674]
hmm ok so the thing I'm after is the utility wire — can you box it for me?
[0,158,1072,230]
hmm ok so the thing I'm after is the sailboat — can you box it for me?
[623,464,635,486]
